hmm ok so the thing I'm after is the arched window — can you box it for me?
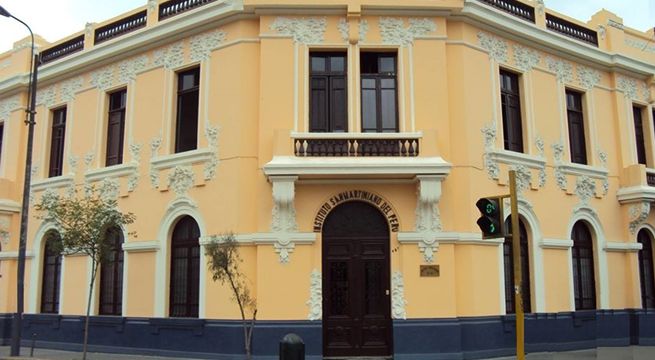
[99,227,124,315]
[571,221,596,310]
[504,218,531,313]
[169,216,200,317]
[41,231,62,314]
[637,229,655,309]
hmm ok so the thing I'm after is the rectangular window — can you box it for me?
[0,123,4,168]
[634,106,647,165]
[49,108,66,177]
[106,89,127,166]
[361,53,398,133]
[500,70,523,152]
[310,52,347,132]
[175,67,200,153]
[566,90,587,164]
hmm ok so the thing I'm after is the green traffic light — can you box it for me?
[485,203,495,214]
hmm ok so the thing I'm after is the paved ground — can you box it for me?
[1,346,655,359]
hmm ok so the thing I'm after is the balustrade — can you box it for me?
[546,14,598,46]
[477,0,535,23]
[39,35,85,65]
[159,0,217,20]
[294,138,419,157]
[94,10,147,45]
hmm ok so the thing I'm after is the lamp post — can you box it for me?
[0,5,39,357]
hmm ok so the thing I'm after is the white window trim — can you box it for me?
[85,162,139,182]
[31,174,75,192]
[151,147,214,171]
[487,149,546,170]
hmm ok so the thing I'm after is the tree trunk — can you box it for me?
[82,259,98,360]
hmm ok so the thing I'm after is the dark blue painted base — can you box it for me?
[1,310,655,359]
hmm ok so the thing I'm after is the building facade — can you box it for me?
[1,0,655,358]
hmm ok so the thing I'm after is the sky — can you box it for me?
[0,0,653,53]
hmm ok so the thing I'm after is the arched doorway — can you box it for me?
[322,201,392,358]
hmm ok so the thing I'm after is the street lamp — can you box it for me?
[0,5,39,357]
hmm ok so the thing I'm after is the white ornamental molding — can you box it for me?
[535,0,545,15]
[270,17,327,45]
[640,82,650,103]
[0,96,20,121]
[68,155,79,176]
[154,42,185,70]
[99,177,120,202]
[625,38,655,53]
[415,176,443,263]
[127,143,142,192]
[552,141,567,190]
[511,164,532,195]
[597,25,606,40]
[118,55,149,83]
[84,150,95,171]
[147,0,158,12]
[59,77,84,102]
[481,122,500,180]
[477,32,508,63]
[598,150,609,195]
[168,166,195,197]
[391,271,408,320]
[270,176,298,263]
[379,18,436,47]
[546,57,573,83]
[190,30,227,62]
[513,45,540,72]
[149,136,162,188]
[36,85,57,108]
[90,66,115,91]
[85,22,95,39]
[31,164,39,178]
[306,269,322,321]
[535,136,546,187]
[577,65,601,90]
[203,125,220,180]
[0,59,11,70]
[574,176,596,205]
[337,18,349,43]
[359,19,369,42]
[617,76,639,100]
[629,202,651,235]
[0,217,9,245]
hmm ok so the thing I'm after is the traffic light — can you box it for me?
[476,197,504,238]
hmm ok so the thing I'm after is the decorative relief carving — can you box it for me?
[128,144,142,192]
[577,65,601,90]
[118,55,149,83]
[85,22,94,38]
[337,18,349,43]
[477,32,508,63]
[0,217,9,245]
[511,164,532,195]
[190,30,227,62]
[617,76,638,100]
[574,176,596,205]
[629,202,651,234]
[147,0,158,12]
[60,77,84,102]
[270,17,327,44]
[90,67,115,91]
[597,25,606,40]
[535,0,544,15]
[513,45,540,71]
[625,38,655,53]
[99,177,120,202]
[359,19,369,42]
[31,164,39,178]
[481,122,500,179]
[379,17,436,47]
[68,155,79,176]
[84,151,95,170]
[607,19,624,30]
[552,141,567,190]
[306,269,322,321]
[168,166,195,196]
[641,82,650,102]
[0,96,20,121]
[36,86,57,108]
[415,176,442,263]
[546,57,573,83]
[203,125,220,180]
[535,136,546,187]
[149,136,162,188]
[154,42,185,70]
[391,271,408,320]
[271,177,298,264]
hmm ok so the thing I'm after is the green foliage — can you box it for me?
[34,186,135,262]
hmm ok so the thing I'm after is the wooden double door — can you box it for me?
[322,201,393,358]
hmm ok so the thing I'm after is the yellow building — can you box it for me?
[1,0,655,358]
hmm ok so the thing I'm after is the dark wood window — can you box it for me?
[41,232,62,314]
[566,90,587,164]
[500,70,523,152]
[49,108,67,177]
[504,218,531,314]
[175,68,200,153]
[99,227,124,315]
[634,106,647,165]
[571,222,596,310]
[310,53,347,132]
[169,216,200,317]
[106,89,127,166]
[638,229,655,309]
[0,123,4,167]
[361,53,398,133]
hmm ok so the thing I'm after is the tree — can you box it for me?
[35,186,135,360]
[205,234,257,360]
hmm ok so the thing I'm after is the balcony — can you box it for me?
[94,10,147,45]
[617,164,655,203]
[546,13,598,47]
[159,0,217,21]
[293,133,420,157]
[39,35,85,65]
[477,0,535,23]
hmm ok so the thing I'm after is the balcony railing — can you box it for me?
[546,13,598,47]
[647,170,655,187]
[94,10,148,45]
[159,0,217,21]
[294,137,420,157]
[477,0,535,23]
[39,35,85,65]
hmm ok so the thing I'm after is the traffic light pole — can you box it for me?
[508,170,525,360]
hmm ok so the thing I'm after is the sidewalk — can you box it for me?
[2,346,655,359]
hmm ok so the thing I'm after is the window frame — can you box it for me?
[503,218,532,314]
[169,216,200,318]
[48,107,67,177]
[499,69,524,153]
[105,88,127,167]
[174,67,200,154]
[309,51,348,133]
[638,229,655,309]
[40,232,62,314]
[565,89,588,165]
[633,105,647,166]
[360,52,399,133]
[571,221,597,311]
[0,122,4,169]
[99,227,124,316]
